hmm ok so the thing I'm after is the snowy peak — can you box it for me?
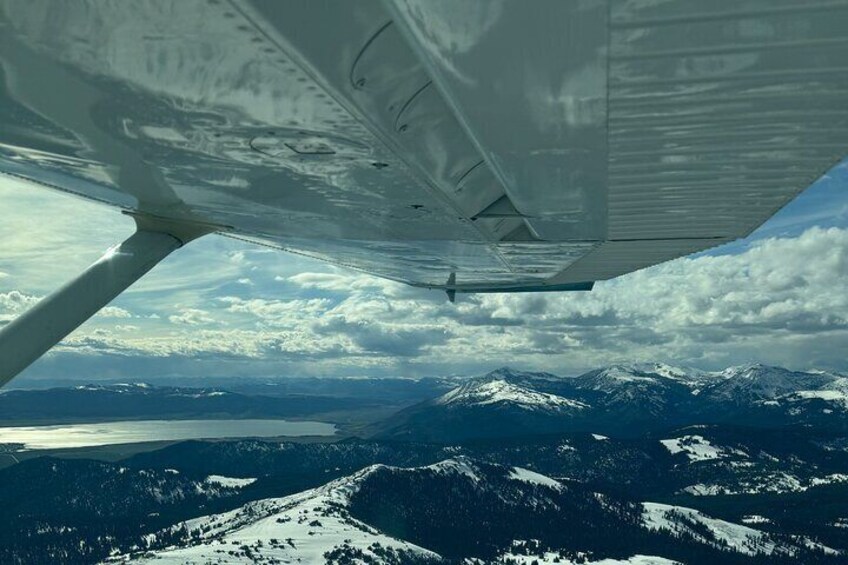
[659,434,748,463]
[354,457,564,493]
[717,363,792,381]
[422,457,485,482]
[705,364,838,402]
[573,363,706,392]
[477,366,560,385]
[437,377,587,412]
[483,366,524,380]
[714,363,823,384]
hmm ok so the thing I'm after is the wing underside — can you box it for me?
[0,0,845,292]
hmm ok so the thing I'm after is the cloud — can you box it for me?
[2,175,847,382]
[219,296,333,322]
[285,272,419,298]
[559,226,848,334]
[98,306,133,318]
[168,308,216,326]
[0,290,40,313]
[48,227,848,378]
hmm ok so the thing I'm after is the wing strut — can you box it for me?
[0,215,212,387]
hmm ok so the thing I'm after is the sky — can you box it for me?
[1,161,847,385]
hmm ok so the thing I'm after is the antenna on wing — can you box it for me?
[446,272,456,304]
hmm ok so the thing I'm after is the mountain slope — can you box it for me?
[0,457,255,564]
[569,364,702,425]
[701,364,836,405]
[114,466,439,564]
[114,458,841,564]
[436,375,588,412]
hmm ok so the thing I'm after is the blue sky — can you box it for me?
[1,160,846,385]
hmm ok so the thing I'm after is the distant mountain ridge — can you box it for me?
[373,363,848,441]
[0,382,371,424]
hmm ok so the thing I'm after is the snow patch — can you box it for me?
[509,467,562,490]
[494,553,679,564]
[742,515,772,525]
[425,458,482,482]
[642,502,776,556]
[790,389,848,409]
[205,475,257,488]
[660,435,746,462]
[682,472,847,496]
[831,518,848,529]
[642,503,837,556]
[809,473,848,487]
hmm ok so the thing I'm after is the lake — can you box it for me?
[0,419,337,450]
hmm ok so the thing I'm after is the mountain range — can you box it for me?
[1,362,847,564]
[373,364,848,441]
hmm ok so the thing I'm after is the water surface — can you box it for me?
[0,419,336,449]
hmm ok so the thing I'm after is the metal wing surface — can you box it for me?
[0,0,846,293]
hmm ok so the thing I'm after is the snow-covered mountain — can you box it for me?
[568,364,708,421]
[111,457,839,564]
[110,465,439,564]
[688,364,848,428]
[374,364,848,441]
[701,364,837,404]
[573,363,709,391]
[372,369,593,441]
[435,373,587,413]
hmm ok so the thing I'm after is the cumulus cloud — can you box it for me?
[168,308,216,326]
[25,227,847,379]
[98,306,133,318]
[0,156,848,378]
[2,167,846,380]
[0,290,40,313]
[549,226,847,333]
[219,296,333,325]
[286,272,416,298]
[275,227,848,373]
[470,227,848,370]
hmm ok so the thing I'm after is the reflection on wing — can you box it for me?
[0,0,846,293]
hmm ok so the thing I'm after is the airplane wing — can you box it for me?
[0,0,846,383]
